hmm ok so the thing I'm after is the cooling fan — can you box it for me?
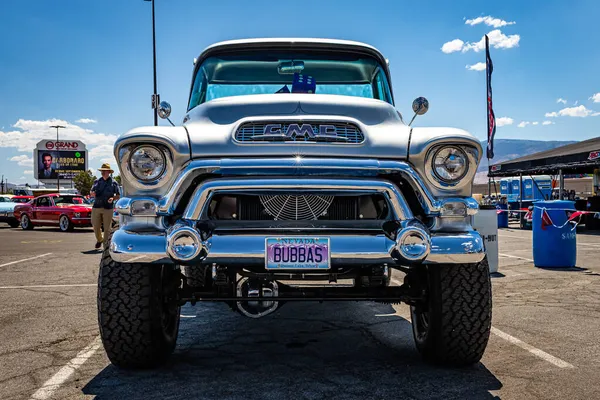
[259,194,334,220]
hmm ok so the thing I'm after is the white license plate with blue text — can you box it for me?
[265,237,330,270]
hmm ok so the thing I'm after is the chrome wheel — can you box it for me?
[21,215,32,230]
[59,215,70,231]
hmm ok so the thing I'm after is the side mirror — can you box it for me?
[157,101,172,119]
[408,97,429,126]
[412,97,429,115]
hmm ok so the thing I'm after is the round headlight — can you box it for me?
[129,145,166,181]
[432,146,468,182]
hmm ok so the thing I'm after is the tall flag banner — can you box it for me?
[486,35,496,159]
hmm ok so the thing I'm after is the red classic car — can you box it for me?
[11,195,34,204]
[13,194,93,231]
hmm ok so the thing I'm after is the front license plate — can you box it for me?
[265,237,330,270]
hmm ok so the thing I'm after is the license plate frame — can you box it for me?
[265,237,331,270]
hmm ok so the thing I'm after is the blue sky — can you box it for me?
[1,0,599,184]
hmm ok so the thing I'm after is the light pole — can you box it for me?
[50,125,66,191]
[144,0,159,126]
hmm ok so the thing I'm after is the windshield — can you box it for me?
[188,51,393,109]
[53,196,85,205]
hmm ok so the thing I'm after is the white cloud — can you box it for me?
[496,117,514,127]
[462,30,520,52]
[89,144,116,161]
[1,118,118,152]
[9,155,33,166]
[590,93,600,103]
[75,118,97,124]
[0,118,119,178]
[441,39,465,54]
[465,16,516,28]
[465,62,486,71]
[517,121,530,128]
[545,105,600,118]
[532,122,539,125]
[573,100,579,106]
[23,170,33,174]
[556,98,567,104]
[442,29,520,54]
[542,121,555,125]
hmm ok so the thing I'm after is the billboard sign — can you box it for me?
[34,140,88,182]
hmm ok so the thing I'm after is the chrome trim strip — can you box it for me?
[182,178,413,221]
[109,229,484,265]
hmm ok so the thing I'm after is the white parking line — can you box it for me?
[491,327,574,369]
[0,283,96,290]
[499,253,534,262]
[392,277,573,368]
[30,336,102,400]
[499,234,530,240]
[500,233,600,248]
[0,253,52,268]
[577,242,600,248]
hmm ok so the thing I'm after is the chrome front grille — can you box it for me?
[259,194,334,220]
[235,122,365,144]
[208,194,389,221]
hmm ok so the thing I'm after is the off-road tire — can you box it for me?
[97,244,181,369]
[21,214,33,230]
[183,265,210,288]
[410,257,492,367]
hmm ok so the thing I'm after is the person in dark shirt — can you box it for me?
[90,163,120,249]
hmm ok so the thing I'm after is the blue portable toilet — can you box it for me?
[510,178,521,202]
[532,175,552,200]
[523,176,552,201]
[500,179,510,198]
[532,200,577,268]
[523,177,534,201]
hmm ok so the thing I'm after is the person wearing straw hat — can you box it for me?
[90,163,120,249]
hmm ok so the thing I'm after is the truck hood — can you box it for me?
[183,94,411,159]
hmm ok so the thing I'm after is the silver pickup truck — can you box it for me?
[98,38,491,369]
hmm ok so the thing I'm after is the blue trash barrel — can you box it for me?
[532,200,577,268]
[496,203,509,228]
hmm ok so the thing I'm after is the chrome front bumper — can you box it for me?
[109,228,485,265]
[111,158,484,266]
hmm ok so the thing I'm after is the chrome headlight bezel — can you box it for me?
[119,144,174,190]
[424,145,478,191]
[128,145,167,182]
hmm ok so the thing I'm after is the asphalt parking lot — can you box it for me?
[0,225,599,400]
